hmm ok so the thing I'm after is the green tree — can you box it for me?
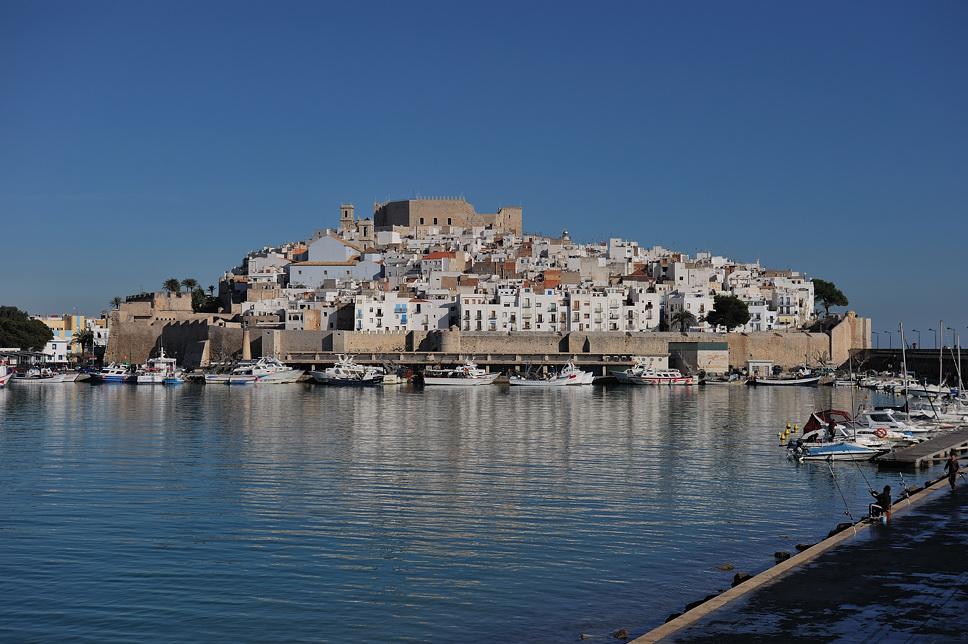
[73,328,95,356]
[813,279,848,317]
[163,278,182,294]
[706,294,751,331]
[0,306,54,350]
[110,296,123,310]
[207,285,215,296]
[670,310,697,333]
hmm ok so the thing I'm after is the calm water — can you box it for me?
[0,383,935,642]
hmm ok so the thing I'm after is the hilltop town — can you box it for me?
[222,197,816,335]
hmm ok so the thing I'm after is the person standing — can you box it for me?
[944,451,961,491]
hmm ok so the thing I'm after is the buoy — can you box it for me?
[793,423,799,433]
[786,421,791,431]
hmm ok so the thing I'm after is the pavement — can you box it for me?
[666,484,968,642]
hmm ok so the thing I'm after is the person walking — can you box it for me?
[944,451,961,491]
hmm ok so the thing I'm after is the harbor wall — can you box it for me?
[106,313,870,370]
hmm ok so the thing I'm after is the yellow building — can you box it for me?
[34,314,87,362]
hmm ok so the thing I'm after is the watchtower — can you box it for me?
[339,204,355,232]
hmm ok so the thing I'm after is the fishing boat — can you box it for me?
[311,355,384,386]
[627,367,698,386]
[135,349,182,384]
[701,373,742,385]
[206,357,304,385]
[748,369,820,386]
[90,363,136,383]
[509,361,593,386]
[612,357,659,384]
[10,367,77,384]
[423,360,499,386]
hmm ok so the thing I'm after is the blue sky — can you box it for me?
[2,1,966,338]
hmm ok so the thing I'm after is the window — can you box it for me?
[419,217,424,225]
[447,218,452,225]
[433,217,438,225]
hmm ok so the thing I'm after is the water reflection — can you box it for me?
[0,384,934,642]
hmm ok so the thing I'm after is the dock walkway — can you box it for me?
[876,427,968,468]
[633,479,968,642]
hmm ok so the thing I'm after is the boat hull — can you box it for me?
[424,374,500,386]
[749,376,821,386]
[628,376,698,386]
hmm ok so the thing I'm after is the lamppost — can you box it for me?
[912,329,921,349]
[873,331,880,349]
[886,330,894,350]
[929,327,938,349]
[947,327,956,349]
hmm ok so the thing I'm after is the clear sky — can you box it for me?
[2,1,966,340]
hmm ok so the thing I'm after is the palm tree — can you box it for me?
[181,278,199,293]
[163,278,181,294]
[670,310,697,333]
[110,296,123,310]
[207,285,215,296]
[73,328,95,356]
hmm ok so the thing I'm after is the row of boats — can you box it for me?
[786,404,967,462]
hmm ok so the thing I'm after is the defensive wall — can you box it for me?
[108,313,870,371]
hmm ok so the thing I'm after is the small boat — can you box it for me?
[423,360,499,386]
[135,349,182,384]
[90,363,136,383]
[627,367,698,386]
[612,357,658,384]
[701,374,742,385]
[748,370,821,386]
[832,379,856,388]
[0,361,14,387]
[205,357,304,385]
[10,367,76,384]
[509,361,594,387]
[311,355,384,386]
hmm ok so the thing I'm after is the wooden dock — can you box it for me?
[876,427,968,468]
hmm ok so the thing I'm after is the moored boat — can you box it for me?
[311,355,384,386]
[135,349,182,384]
[0,361,14,387]
[627,367,698,386]
[206,357,304,385]
[89,363,136,383]
[509,361,593,387]
[423,360,499,386]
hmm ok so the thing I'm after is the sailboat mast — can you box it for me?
[939,319,944,389]
[899,322,909,410]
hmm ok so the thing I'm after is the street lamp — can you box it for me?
[885,330,894,350]
[947,327,955,349]
[912,329,921,349]
[873,331,880,349]
[929,328,937,349]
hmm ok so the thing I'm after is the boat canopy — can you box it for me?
[802,409,853,434]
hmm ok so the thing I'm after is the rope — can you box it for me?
[851,456,875,493]
[826,457,854,522]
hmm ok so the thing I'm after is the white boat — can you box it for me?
[0,361,12,387]
[627,367,698,386]
[10,367,76,384]
[748,373,821,386]
[832,379,856,388]
[136,349,181,384]
[509,361,594,387]
[311,355,384,386]
[904,382,949,398]
[423,360,499,386]
[206,357,304,385]
[613,357,658,384]
[91,363,136,383]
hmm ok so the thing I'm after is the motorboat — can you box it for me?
[423,360,499,386]
[136,348,181,384]
[701,373,742,385]
[10,367,76,384]
[612,357,661,384]
[787,411,886,460]
[509,361,593,386]
[627,367,698,386]
[311,355,384,386]
[206,357,304,385]
[748,369,821,386]
[90,363,136,383]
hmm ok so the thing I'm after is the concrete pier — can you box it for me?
[632,476,967,642]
